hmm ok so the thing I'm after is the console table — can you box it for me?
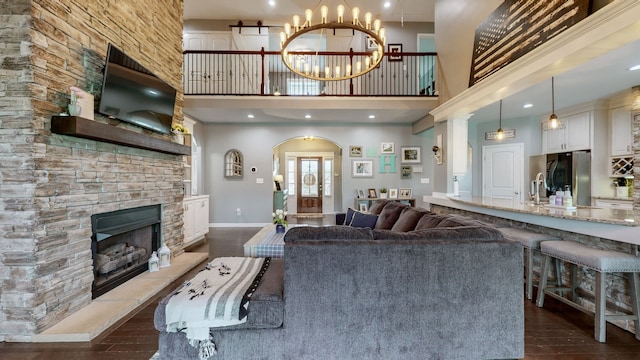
[354,197,415,211]
[243,224,307,258]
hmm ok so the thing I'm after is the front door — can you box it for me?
[297,157,322,213]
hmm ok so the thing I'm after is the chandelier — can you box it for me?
[280,4,385,81]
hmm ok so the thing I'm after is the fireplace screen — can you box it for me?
[91,204,161,298]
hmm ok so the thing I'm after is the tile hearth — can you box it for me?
[28,252,207,343]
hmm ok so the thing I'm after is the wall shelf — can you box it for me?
[51,116,191,156]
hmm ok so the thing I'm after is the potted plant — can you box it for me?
[379,187,388,199]
[272,209,288,233]
[171,123,190,145]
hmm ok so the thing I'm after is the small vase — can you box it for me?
[380,193,388,199]
[275,224,286,233]
[173,132,184,145]
[68,103,81,116]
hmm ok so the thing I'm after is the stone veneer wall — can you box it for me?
[429,204,638,336]
[0,0,185,341]
[635,110,639,209]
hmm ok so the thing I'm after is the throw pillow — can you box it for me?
[344,207,358,225]
[436,215,490,228]
[414,214,449,229]
[374,202,406,230]
[368,200,389,215]
[349,211,378,229]
[390,207,431,232]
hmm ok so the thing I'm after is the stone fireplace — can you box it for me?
[0,0,185,342]
[91,204,161,299]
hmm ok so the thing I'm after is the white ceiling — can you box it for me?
[184,0,435,23]
[182,1,640,125]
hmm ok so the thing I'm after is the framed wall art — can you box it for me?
[388,188,398,199]
[401,166,412,179]
[349,145,363,157]
[381,142,394,154]
[388,44,403,61]
[352,160,374,178]
[366,36,378,49]
[401,146,421,163]
[399,188,413,199]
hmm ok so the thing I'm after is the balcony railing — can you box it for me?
[183,48,436,97]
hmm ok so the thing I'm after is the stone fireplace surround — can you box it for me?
[0,0,186,342]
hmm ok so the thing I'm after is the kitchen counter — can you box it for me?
[425,195,640,246]
[592,196,633,201]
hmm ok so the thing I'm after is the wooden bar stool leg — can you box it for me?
[595,271,607,343]
[554,258,563,286]
[526,248,534,300]
[536,255,551,307]
[570,263,578,301]
[631,272,640,341]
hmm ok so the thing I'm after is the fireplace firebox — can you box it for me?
[91,204,161,299]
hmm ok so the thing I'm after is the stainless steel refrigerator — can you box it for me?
[529,150,591,206]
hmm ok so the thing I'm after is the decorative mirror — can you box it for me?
[224,149,243,178]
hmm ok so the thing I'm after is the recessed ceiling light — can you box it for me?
[629,64,640,71]
[305,114,311,119]
[268,0,275,7]
[384,1,391,8]
[368,115,375,119]
[523,103,533,108]
[247,114,255,118]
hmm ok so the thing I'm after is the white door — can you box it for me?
[482,143,524,207]
[183,32,230,94]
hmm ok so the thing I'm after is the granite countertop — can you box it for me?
[445,196,637,227]
[592,196,633,201]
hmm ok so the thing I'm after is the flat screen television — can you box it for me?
[98,44,177,135]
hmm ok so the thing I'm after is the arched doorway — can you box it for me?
[273,136,342,215]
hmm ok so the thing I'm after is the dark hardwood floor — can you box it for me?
[2,222,640,359]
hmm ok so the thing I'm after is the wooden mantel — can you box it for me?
[51,116,191,156]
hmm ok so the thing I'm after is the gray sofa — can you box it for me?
[154,200,524,359]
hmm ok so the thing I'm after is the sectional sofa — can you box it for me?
[154,200,524,359]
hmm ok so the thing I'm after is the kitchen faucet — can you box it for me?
[533,172,546,205]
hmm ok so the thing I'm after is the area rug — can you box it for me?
[291,213,324,219]
[150,350,160,360]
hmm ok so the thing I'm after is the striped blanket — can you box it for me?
[165,257,268,358]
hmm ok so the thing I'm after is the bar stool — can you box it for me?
[536,240,640,342]
[498,227,561,300]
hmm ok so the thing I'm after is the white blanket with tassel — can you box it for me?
[165,257,267,358]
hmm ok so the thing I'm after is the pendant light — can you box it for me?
[548,77,559,129]
[496,99,504,140]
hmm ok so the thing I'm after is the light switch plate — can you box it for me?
[420,178,430,184]
[256,178,264,184]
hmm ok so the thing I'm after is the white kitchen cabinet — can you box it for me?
[543,111,591,154]
[594,198,633,210]
[183,195,210,248]
[610,107,633,156]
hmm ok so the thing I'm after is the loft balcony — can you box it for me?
[183,48,437,97]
